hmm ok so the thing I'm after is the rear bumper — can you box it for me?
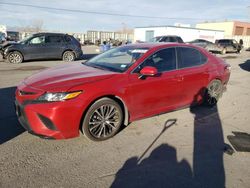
[74,49,83,59]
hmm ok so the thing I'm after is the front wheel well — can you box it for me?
[79,95,129,132]
[7,50,23,58]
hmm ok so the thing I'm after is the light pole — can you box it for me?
[248,6,250,20]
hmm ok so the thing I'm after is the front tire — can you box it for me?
[82,98,124,141]
[7,51,23,63]
[237,48,242,54]
[62,51,75,62]
[203,80,223,107]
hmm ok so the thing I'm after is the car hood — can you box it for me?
[23,63,117,91]
[1,41,18,49]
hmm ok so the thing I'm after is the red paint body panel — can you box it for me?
[15,43,231,139]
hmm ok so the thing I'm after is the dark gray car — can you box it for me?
[2,33,83,63]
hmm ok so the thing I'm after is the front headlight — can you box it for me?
[37,91,82,102]
[4,48,8,55]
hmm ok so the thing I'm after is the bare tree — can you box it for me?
[30,19,44,32]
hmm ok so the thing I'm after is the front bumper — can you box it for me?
[0,48,4,57]
[15,98,85,139]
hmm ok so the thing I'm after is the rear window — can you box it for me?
[177,37,184,43]
[65,35,72,42]
[177,47,207,68]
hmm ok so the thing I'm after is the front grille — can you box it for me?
[15,101,32,131]
[19,90,36,96]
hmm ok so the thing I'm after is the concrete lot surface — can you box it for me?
[0,49,250,188]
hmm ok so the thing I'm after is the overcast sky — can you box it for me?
[0,0,249,32]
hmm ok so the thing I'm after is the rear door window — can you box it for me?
[177,47,207,68]
[177,37,184,43]
[169,37,176,42]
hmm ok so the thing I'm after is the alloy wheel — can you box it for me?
[63,51,74,61]
[206,80,222,106]
[88,105,121,139]
[9,52,22,63]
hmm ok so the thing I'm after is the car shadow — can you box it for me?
[0,87,25,144]
[239,59,250,72]
[190,105,225,188]
[111,96,225,187]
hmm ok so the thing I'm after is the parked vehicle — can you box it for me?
[188,39,226,54]
[150,35,184,43]
[0,32,6,44]
[15,43,231,141]
[2,33,83,63]
[83,40,94,45]
[215,39,243,54]
[6,31,20,42]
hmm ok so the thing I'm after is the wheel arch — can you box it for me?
[79,95,130,131]
[203,78,223,106]
[62,49,75,58]
[209,77,222,83]
[207,77,222,90]
[7,50,24,60]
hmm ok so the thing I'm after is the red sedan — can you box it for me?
[15,43,231,141]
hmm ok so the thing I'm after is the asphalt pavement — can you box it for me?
[0,48,250,188]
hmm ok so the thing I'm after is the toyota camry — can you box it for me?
[15,43,231,141]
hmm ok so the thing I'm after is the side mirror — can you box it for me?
[139,66,158,77]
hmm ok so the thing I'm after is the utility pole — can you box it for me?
[248,6,250,21]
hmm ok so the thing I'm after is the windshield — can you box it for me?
[19,35,33,44]
[84,46,149,72]
[149,37,162,42]
[0,32,5,40]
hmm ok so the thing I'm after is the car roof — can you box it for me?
[217,39,233,41]
[125,42,197,49]
[154,35,181,38]
[33,32,67,36]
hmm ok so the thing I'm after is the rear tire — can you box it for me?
[203,80,223,107]
[7,51,23,63]
[62,51,75,62]
[81,98,124,141]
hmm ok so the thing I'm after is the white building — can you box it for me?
[0,25,7,36]
[134,25,224,43]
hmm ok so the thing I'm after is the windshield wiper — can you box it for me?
[84,63,110,71]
